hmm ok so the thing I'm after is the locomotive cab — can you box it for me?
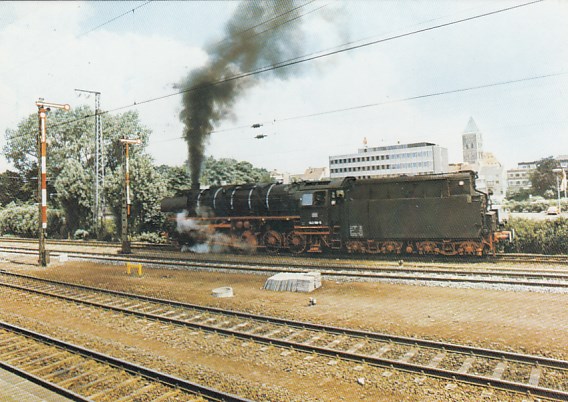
[299,190,329,226]
[295,179,350,227]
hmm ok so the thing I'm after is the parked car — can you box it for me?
[546,206,560,215]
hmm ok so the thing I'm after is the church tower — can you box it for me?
[462,117,483,164]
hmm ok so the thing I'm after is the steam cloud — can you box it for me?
[179,0,310,189]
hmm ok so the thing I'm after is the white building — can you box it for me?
[329,142,448,179]
[450,117,507,202]
[290,167,329,182]
[507,161,536,195]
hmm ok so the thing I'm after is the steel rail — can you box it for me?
[1,271,567,400]
[3,236,568,264]
[2,240,568,276]
[1,247,567,289]
[0,320,252,402]
[0,359,89,401]
[2,242,567,279]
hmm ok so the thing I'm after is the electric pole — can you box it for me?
[36,99,70,267]
[75,89,104,235]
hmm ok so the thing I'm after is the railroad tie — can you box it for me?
[228,322,250,331]
[399,348,418,363]
[457,357,475,374]
[325,336,347,349]
[18,351,68,371]
[491,361,507,380]
[427,352,446,368]
[263,328,283,338]
[303,335,321,346]
[247,325,268,335]
[371,344,391,358]
[115,383,159,402]
[87,376,141,400]
[283,330,305,341]
[529,366,542,386]
[347,342,366,354]
[27,355,79,375]
[57,367,99,387]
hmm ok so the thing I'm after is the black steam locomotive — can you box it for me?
[161,171,511,256]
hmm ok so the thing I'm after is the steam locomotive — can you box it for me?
[160,171,511,256]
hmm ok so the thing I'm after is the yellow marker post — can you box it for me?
[126,262,143,276]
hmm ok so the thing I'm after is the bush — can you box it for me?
[0,203,64,238]
[73,229,90,240]
[133,231,167,244]
[505,217,568,254]
[504,199,568,213]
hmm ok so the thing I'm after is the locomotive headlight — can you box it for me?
[459,181,464,186]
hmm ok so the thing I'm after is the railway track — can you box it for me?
[2,236,568,265]
[0,319,250,402]
[2,245,568,290]
[1,270,567,400]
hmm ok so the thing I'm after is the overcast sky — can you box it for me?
[1,0,567,175]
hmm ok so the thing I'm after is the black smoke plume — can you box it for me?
[179,1,310,189]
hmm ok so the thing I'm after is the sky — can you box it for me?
[0,0,567,175]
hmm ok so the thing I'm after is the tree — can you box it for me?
[54,159,93,237]
[200,156,272,186]
[0,170,34,205]
[157,164,191,196]
[530,157,559,198]
[105,153,168,235]
[4,106,152,236]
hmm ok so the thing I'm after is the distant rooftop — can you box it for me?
[356,142,437,153]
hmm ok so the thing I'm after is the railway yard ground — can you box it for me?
[0,250,567,401]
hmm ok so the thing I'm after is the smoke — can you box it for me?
[179,1,312,188]
[176,210,256,254]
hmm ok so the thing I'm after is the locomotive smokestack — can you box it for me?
[191,181,200,191]
[179,0,320,187]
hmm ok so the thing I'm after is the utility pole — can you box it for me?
[75,89,104,235]
[120,138,141,254]
[36,99,70,267]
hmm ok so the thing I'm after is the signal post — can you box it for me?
[119,138,141,254]
[36,100,70,267]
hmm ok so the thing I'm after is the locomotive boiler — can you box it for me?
[161,171,511,256]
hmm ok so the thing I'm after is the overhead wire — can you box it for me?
[77,1,153,38]
[2,0,325,147]
[210,0,318,49]
[50,0,545,130]
[1,1,154,76]
[150,71,567,143]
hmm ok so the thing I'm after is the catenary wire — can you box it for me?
[2,1,153,75]
[149,71,567,142]
[48,0,544,130]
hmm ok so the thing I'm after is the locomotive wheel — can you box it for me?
[346,241,365,253]
[416,241,438,254]
[381,241,402,254]
[263,230,283,253]
[459,241,482,255]
[438,241,458,256]
[287,232,307,254]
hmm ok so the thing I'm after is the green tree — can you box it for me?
[157,164,191,196]
[105,153,168,235]
[529,157,560,198]
[4,106,152,237]
[0,170,34,205]
[200,156,272,186]
[54,159,93,237]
